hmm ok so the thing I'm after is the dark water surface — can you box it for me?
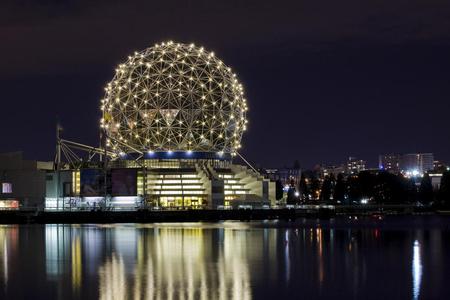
[0,216,449,299]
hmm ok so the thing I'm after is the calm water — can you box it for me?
[0,217,449,299]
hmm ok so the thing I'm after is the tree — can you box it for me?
[298,174,309,201]
[374,172,409,204]
[275,179,284,200]
[358,171,376,201]
[438,171,450,207]
[310,177,321,200]
[419,173,433,205]
[405,177,418,204]
[347,175,361,204]
[320,176,333,203]
[286,187,297,205]
[333,173,346,204]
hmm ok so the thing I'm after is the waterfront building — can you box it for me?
[0,152,53,209]
[428,173,443,190]
[45,41,275,210]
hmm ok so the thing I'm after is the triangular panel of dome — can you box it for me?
[139,109,158,126]
[160,109,180,126]
[179,109,202,125]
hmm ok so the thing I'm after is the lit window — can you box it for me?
[2,183,12,194]
[163,180,181,184]
[182,180,199,184]
[181,174,196,178]
[183,185,203,189]
[0,200,18,210]
[161,185,182,189]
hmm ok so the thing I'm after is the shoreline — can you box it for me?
[0,206,448,225]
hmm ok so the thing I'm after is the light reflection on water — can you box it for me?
[0,219,448,299]
[45,224,253,300]
[412,240,422,300]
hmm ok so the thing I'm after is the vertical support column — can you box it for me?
[103,129,108,210]
[143,165,147,209]
[55,122,62,210]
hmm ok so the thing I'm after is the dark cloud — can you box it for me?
[1,0,449,76]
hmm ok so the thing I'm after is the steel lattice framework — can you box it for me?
[100,41,248,155]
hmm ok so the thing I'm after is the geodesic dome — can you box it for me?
[100,41,248,156]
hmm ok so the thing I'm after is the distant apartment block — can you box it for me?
[379,154,400,173]
[379,153,434,174]
[400,153,434,174]
[346,157,366,174]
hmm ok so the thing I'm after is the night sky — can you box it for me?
[1,0,449,168]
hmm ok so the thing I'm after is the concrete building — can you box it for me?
[429,173,443,190]
[45,155,275,210]
[0,152,53,209]
[379,154,401,173]
[321,164,345,178]
[346,157,366,175]
[400,153,434,175]
[379,153,435,175]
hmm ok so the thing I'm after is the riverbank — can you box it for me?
[0,204,446,224]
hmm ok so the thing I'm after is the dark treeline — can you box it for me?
[280,170,450,208]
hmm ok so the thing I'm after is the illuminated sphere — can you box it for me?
[100,41,248,155]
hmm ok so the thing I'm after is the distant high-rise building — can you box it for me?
[264,167,301,187]
[346,157,366,174]
[379,154,400,173]
[399,153,434,174]
[321,164,345,178]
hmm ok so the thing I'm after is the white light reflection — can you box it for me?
[412,240,422,300]
[97,226,253,300]
[99,253,127,300]
[0,226,16,286]
[285,230,290,283]
[45,225,71,278]
[3,239,7,284]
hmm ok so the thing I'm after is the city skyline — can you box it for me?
[1,0,449,168]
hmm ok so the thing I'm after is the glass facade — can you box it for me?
[45,158,273,210]
[146,172,207,209]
